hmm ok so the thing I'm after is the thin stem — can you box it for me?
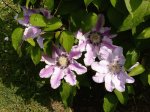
[53,0,62,16]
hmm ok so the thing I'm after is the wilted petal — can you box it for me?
[105,74,114,92]
[69,60,87,75]
[23,26,41,39]
[50,67,64,89]
[92,72,105,83]
[39,65,54,78]
[84,43,96,66]
[37,36,44,48]
[64,69,76,86]
[91,61,108,73]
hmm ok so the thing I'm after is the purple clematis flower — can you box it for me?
[39,46,87,89]
[15,7,52,48]
[91,46,135,92]
[75,14,116,66]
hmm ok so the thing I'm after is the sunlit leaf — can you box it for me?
[44,17,62,31]
[59,31,74,52]
[30,14,46,27]
[128,64,145,76]
[137,27,150,39]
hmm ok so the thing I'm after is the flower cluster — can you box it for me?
[74,14,134,92]
[15,7,134,92]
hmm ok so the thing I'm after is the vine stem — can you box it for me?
[53,0,62,16]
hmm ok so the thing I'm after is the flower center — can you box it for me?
[58,55,69,68]
[109,62,121,74]
[89,31,102,45]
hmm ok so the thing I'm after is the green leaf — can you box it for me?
[103,94,118,112]
[81,12,98,32]
[11,28,23,56]
[43,40,52,56]
[12,28,23,50]
[128,64,145,76]
[84,0,93,7]
[137,27,150,39]
[60,82,76,107]
[119,1,150,31]
[26,38,35,46]
[127,85,135,95]
[59,31,74,52]
[148,73,150,85]
[30,14,46,27]
[43,0,54,10]
[44,17,62,31]
[125,49,139,69]
[31,46,41,65]
[124,0,133,16]
[124,0,142,15]
[110,0,117,7]
[114,89,128,105]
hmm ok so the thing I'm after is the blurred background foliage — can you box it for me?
[0,0,150,112]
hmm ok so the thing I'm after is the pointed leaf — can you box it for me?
[128,64,145,76]
[26,38,35,46]
[119,1,150,31]
[84,0,93,7]
[137,27,150,39]
[110,0,117,7]
[148,73,150,85]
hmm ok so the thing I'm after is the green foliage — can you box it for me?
[30,14,47,27]
[137,27,150,39]
[103,94,118,112]
[31,46,41,65]
[125,49,139,69]
[129,64,145,76]
[59,31,75,52]
[43,0,54,10]
[81,12,98,32]
[44,17,62,31]
[11,27,23,56]
[60,82,76,107]
[26,38,36,46]
[114,89,128,105]
[84,0,93,7]
[119,0,150,31]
